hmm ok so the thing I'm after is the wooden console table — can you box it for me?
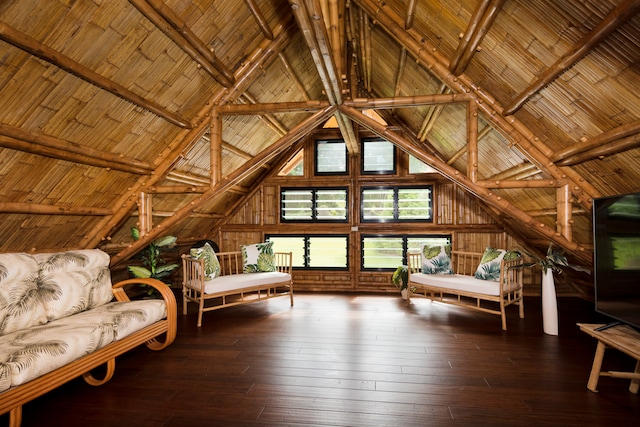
[578,323,640,394]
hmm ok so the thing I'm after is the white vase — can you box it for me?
[401,288,409,300]
[541,269,558,335]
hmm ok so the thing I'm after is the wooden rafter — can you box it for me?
[557,133,640,166]
[405,0,417,30]
[244,0,274,40]
[503,0,640,115]
[278,52,312,101]
[110,105,336,266]
[0,203,113,216]
[417,83,451,141]
[450,0,504,76]
[129,0,235,87]
[0,21,191,129]
[355,0,598,210]
[238,93,288,136]
[339,104,591,262]
[83,21,297,249]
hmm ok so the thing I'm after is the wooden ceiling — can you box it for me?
[0,0,639,267]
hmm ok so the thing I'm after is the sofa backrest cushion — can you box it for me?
[0,249,114,335]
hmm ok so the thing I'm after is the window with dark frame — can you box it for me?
[361,186,433,222]
[266,235,349,270]
[315,139,348,175]
[280,187,348,222]
[362,138,396,174]
[361,234,451,270]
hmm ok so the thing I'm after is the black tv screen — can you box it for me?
[593,192,640,330]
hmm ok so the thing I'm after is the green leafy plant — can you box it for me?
[128,227,179,289]
[521,243,590,275]
[392,265,409,290]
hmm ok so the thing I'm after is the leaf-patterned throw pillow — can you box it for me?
[241,241,276,273]
[421,244,454,274]
[190,243,220,280]
[474,247,506,281]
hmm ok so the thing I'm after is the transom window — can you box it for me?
[280,187,348,222]
[362,138,395,174]
[361,186,433,222]
[267,235,349,269]
[361,235,451,270]
[315,139,347,174]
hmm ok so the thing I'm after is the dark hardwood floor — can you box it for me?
[4,292,639,426]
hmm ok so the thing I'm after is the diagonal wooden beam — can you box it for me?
[129,0,235,87]
[503,0,640,115]
[0,21,191,128]
[450,0,504,76]
[355,0,598,210]
[109,105,336,266]
[244,0,274,40]
[339,104,591,263]
[405,0,417,30]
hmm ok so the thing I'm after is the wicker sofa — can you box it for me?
[0,249,177,427]
[182,246,293,327]
[407,248,524,330]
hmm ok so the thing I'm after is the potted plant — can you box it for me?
[127,227,179,296]
[392,265,409,300]
[522,243,590,335]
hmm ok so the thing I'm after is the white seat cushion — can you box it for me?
[410,273,500,296]
[203,272,291,295]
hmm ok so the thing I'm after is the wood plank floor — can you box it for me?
[4,293,639,426]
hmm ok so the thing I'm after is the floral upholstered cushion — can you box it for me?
[0,299,167,392]
[421,244,454,274]
[190,243,220,280]
[474,247,507,281]
[0,249,114,336]
[241,241,276,273]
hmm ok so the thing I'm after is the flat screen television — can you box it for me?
[593,192,640,331]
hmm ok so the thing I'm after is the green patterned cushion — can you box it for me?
[421,244,454,274]
[474,247,506,281]
[190,243,220,280]
[241,241,276,273]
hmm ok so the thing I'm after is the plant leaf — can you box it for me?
[128,265,151,278]
[131,227,140,241]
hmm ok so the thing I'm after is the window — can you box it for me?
[280,188,348,222]
[361,186,432,222]
[362,138,395,174]
[267,235,349,269]
[409,155,438,174]
[315,139,347,174]
[361,235,451,270]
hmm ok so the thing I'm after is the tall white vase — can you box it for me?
[541,269,558,335]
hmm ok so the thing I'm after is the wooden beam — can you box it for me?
[217,100,330,115]
[339,103,591,262]
[557,184,573,241]
[451,0,504,76]
[143,186,208,194]
[238,94,288,136]
[0,21,191,129]
[210,109,222,186]
[557,133,640,166]
[405,0,417,30]
[355,0,598,209]
[503,0,640,115]
[450,0,491,74]
[485,161,539,181]
[0,122,154,174]
[467,101,478,183]
[109,105,336,266]
[278,52,311,101]
[130,0,235,87]
[0,202,112,216]
[552,119,640,163]
[475,179,565,189]
[417,84,451,141]
[244,0,274,40]
[345,93,470,109]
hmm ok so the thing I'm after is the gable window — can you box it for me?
[267,235,349,269]
[280,187,348,222]
[315,139,347,175]
[361,186,432,222]
[362,138,395,174]
[361,235,451,270]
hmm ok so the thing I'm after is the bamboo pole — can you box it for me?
[144,186,208,194]
[449,0,491,74]
[210,109,222,186]
[467,101,478,183]
[218,100,330,115]
[339,103,591,262]
[109,105,336,266]
[166,171,210,186]
[130,0,235,87]
[279,52,312,101]
[474,179,563,188]
[238,94,288,136]
[244,0,274,40]
[345,93,470,108]
[557,133,640,166]
[0,203,113,216]
[503,0,640,115]
[405,0,417,30]
[557,184,573,241]
[0,21,191,129]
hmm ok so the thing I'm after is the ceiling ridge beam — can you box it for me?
[354,0,598,209]
[129,0,235,87]
[503,0,640,115]
[0,21,191,129]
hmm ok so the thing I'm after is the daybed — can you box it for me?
[407,247,524,330]
[181,243,293,327]
[0,249,177,427]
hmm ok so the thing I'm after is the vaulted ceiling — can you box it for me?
[1,0,639,268]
